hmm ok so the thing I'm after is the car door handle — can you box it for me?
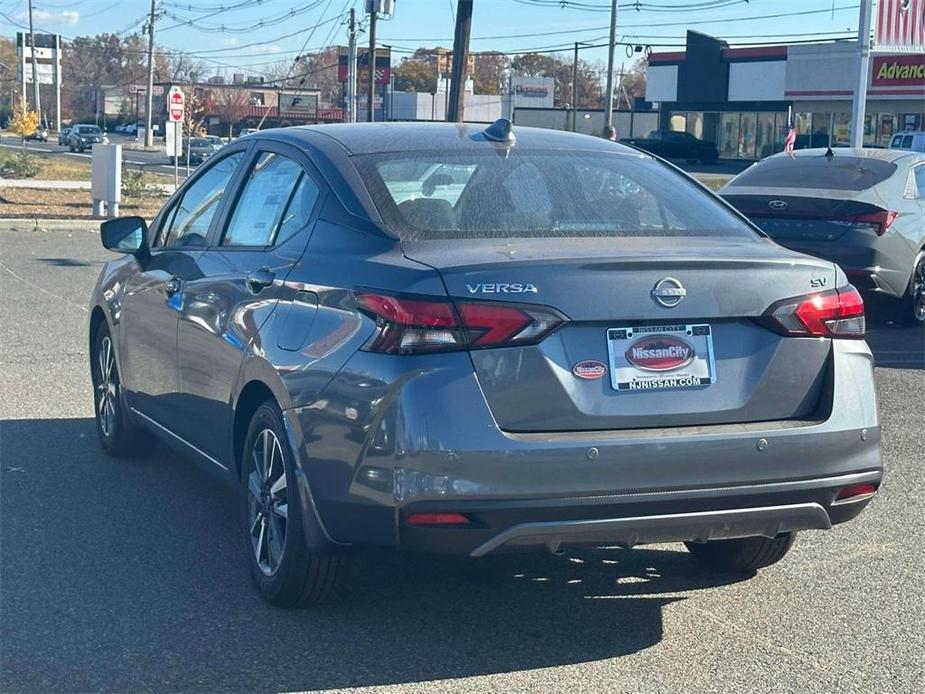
[165,276,181,296]
[246,268,276,294]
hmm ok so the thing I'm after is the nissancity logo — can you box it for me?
[572,359,607,380]
[625,336,694,372]
[651,277,686,308]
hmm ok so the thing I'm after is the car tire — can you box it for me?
[68,144,75,152]
[684,532,796,573]
[91,324,154,457]
[897,251,925,327]
[240,401,341,607]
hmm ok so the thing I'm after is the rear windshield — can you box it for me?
[731,155,897,191]
[354,149,756,241]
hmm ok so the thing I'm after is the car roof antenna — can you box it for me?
[824,146,835,158]
[483,118,516,145]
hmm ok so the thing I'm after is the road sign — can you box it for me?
[167,86,185,123]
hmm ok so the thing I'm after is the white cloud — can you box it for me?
[16,9,80,25]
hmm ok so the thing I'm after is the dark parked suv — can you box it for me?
[90,122,881,605]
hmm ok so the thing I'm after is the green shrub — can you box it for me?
[0,150,41,178]
[121,165,161,198]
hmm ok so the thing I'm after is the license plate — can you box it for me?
[607,324,715,392]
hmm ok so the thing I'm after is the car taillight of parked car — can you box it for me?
[354,292,565,354]
[846,209,897,237]
[763,285,865,339]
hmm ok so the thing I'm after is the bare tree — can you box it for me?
[213,88,250,139]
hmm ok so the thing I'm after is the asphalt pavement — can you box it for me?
[0,225,923,693]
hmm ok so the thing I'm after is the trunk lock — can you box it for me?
[756,438,768,451]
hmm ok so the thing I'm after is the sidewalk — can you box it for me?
[0,178,90,190]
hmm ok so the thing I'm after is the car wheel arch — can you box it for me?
[231,358,293,475]
[89,305,108,355]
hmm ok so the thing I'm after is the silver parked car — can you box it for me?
[722,148,925,325]
[89,122,882,606]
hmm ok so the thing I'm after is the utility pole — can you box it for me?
[849,0,873,148]
[27,0,41,124]
[571,41,579,131]
[367,7,377,122]
[446,0,473,123]
[603,0,618,133]
[144,0,157,147]
[347,7,358,123]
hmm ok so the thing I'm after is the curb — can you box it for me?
[0,218,102,232]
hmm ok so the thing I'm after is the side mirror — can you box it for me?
[100,216,148,255]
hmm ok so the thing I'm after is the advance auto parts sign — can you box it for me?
[872,54,925,87]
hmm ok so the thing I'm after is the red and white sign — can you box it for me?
[167,87,185,123]
[875,0,925,53]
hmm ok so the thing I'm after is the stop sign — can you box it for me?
[167,87,185,123]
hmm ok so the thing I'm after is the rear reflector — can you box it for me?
[833,483,877,504]
[763,285,865,339]
[355,292,565,354]
[406,512,470,526]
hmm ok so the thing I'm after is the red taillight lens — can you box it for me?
[834,483,877,503]
[765,285,865,338]
[850,209,897,237]
[406,512,470,526]
[355,292,565,354]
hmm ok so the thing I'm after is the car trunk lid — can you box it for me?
[402,237,836,432]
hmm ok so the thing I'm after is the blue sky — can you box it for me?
[1,0,864,76]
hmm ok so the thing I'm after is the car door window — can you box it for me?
[222,152,308,247]
[161,152,244,248]
[275,174,321,246]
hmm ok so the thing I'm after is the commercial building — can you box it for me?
[646,31,925,159]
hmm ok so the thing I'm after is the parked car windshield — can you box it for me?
[730,155,898,191]
[78,126,102,135]
[355,149,756,241]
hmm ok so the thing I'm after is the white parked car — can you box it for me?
[889,131,925,153]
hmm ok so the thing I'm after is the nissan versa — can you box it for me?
[89,121,882,606]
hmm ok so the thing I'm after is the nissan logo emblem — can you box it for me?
[651,277,686,308]
[769,199,788,210]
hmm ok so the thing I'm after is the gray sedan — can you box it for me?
[722,148,925,325]
[89,122,881,606]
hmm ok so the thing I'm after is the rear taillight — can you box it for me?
[354,292,565,354]
[764,285,865,338]
[847,209,897,236]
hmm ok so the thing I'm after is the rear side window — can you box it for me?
[902,135,914,148]
[891,135,904,148]
[731,155,898,191]
[161,152,244,248]
[222,152,316,247]
[914,166,925,199]
[355,149,755,241]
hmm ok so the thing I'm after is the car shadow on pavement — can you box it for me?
[1,417,749,693]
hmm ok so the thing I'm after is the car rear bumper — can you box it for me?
[287,339,881,553]
[398,470,880,556]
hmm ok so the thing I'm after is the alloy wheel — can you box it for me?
[913,257,925,323]
[95,335,118,439]
[247,429,288,576]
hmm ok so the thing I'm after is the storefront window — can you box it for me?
[756,112,777,158]
[686,112,704,140]
[812,113,832,146]
[719,112,740,158]
[833,113,851,146]
[739,113,757,158]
